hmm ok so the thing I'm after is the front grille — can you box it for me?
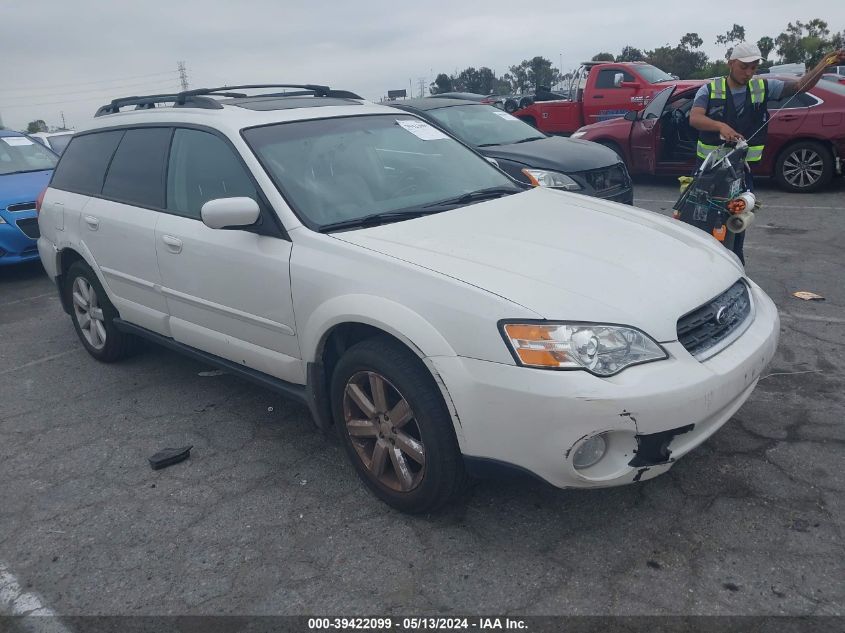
[579,164,629,193]
[16,217,40,239]
[7,202,36,212]
[677,280,751,358]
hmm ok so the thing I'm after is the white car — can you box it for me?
[37,84,779,513]
[29,131,75,155]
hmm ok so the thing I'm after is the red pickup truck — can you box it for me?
[513,61,701,135]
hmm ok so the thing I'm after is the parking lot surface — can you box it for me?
[1,177,844,617]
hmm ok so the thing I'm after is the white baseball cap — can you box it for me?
[730,42,763,63]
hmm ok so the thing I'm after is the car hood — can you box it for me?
[578,116,633,137]
[0,170,53,205]
[482,136,619,171]
[333,188,743,342]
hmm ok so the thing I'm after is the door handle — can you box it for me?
[161,235,183,253]
[779,114,798,121]
[593,95,605,99]
[84,215,99,230]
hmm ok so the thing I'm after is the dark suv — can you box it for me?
[392,98,633,204]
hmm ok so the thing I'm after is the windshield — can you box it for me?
[427,104,545,147]
[637,65,675,84]
[0,136,58,175]
[641,86,675,119]
[243,114,519,230]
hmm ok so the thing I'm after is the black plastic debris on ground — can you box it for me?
[148,445,193,470]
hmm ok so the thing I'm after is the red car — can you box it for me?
[572,77,845,192]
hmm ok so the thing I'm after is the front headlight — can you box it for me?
[501,322,667,377]
[571,130,587,138]
[521,168,581,191]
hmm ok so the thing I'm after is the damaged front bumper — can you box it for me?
[431,281,780,489]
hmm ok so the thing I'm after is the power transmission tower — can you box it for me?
[178,61,190,91]
[417,77,426,98]
[61,111,67,129]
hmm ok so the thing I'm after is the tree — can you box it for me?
[506,57,561,92]
[715,23,746,59]
[616,46,645,62]
[690,59,729,79]
[429,73,453,95]
[591,52,615,62]
[26,120,47,133]
[757,36,775,60]
[775,19,832,66]
[680,32,704,50]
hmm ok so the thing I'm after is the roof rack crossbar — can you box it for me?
[177,84,334,100]
[95,93,223,117]
[95,84,361,117]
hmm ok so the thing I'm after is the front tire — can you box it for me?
[65,261,138,362]
[330,336,466,513]
[775,141,833,193]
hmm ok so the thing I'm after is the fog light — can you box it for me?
[572,434,607,470]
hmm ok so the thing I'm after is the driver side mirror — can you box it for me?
[623,110,638,122]
[613,73,625,88]
[201,197,261,230]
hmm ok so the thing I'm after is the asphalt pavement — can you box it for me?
[1,176,843,620]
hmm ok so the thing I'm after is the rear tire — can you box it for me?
[65,261,139,362]
[504,98,518,113]
[775,141,833,193]
[331,336,467,513]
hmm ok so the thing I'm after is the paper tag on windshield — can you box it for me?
[2,137,34,147]
[396,119,449,140]
[493,111,519,121]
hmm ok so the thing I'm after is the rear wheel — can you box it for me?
[65,261,139,362]
[504,98,518,113]
[331,336,466,513]
[775,141,833,193]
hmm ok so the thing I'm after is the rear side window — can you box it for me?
[166,128,257,220]
[102,128,172,208]
[596,69,635,89]
[768,92,819,110]
[51,131,123,195]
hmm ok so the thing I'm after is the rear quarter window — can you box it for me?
[50,131,124,195]
[101,128,172,208]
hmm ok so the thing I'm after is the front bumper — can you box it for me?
[0,217,40,266]
[431,281,779,489]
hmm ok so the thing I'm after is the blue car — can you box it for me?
[0,130,58,266]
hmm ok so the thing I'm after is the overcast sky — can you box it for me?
[2,0,843,131]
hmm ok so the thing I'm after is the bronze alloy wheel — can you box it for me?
[342,370,426,492]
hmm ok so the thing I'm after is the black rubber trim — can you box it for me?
[462,455,553,486]
[628,424,695,467]
[305,361,333,433]
[55,277,72,315]
[113,319,308,404]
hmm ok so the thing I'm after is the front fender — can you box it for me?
[300,293,458,363]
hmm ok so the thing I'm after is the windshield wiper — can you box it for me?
[318,208,446,233]
[423,186,522,209]
[513,136,545,144]
[0,168,53,176]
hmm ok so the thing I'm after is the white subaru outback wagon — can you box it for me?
[37,84,779,513]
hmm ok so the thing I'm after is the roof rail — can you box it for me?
[94,84,362,117]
